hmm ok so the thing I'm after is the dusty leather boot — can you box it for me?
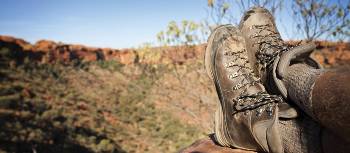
[205,24,283,153]
[238,7,286,84]
[238,7,306,119]
[238,7,321,97]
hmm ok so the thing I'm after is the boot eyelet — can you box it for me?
[256,108,263,116]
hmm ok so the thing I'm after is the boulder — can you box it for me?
[180,136,256,153]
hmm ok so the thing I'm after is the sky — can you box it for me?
[0,0,211,48]
[0,0,323,49]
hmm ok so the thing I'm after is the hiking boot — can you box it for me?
[239,7,303,119]
[238,7,320,99]
[238,7,286,86]
[238,8,350,146]
[205,24,283,153]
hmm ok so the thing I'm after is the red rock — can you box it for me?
[119,50,137,65]
[0,35,31,50]
[34,40,57,52]
[180,137,256,153]
[0,35,349,67]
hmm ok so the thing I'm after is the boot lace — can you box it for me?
[222,35,283,116]
[233,92,282,116]
[250,24,289,68]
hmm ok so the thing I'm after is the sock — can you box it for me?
[278,116,322,153]
[283,64,323,119]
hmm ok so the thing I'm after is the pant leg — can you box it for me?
[311,66,350,142]
[284,64,350,142]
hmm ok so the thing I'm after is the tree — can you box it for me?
[207,0,284,25]
[292,0,350,41]
[157,20,209,46]
[157,0,349,47]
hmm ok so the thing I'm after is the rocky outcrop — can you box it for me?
[0,35,138,65]
[180,136,256,153]
[286,40,350,67]
[312,41,350,68]
[0,35,349,67]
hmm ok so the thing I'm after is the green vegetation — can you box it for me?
[0,47,204,153]
[95,60,124,71]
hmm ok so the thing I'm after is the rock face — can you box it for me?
[180,136,256,153]
[312,41,350,68]
[0,35,349,67]
[0,35,138,65]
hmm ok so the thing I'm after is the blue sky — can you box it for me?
[1,0,339,48]
[0,0,210,48]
